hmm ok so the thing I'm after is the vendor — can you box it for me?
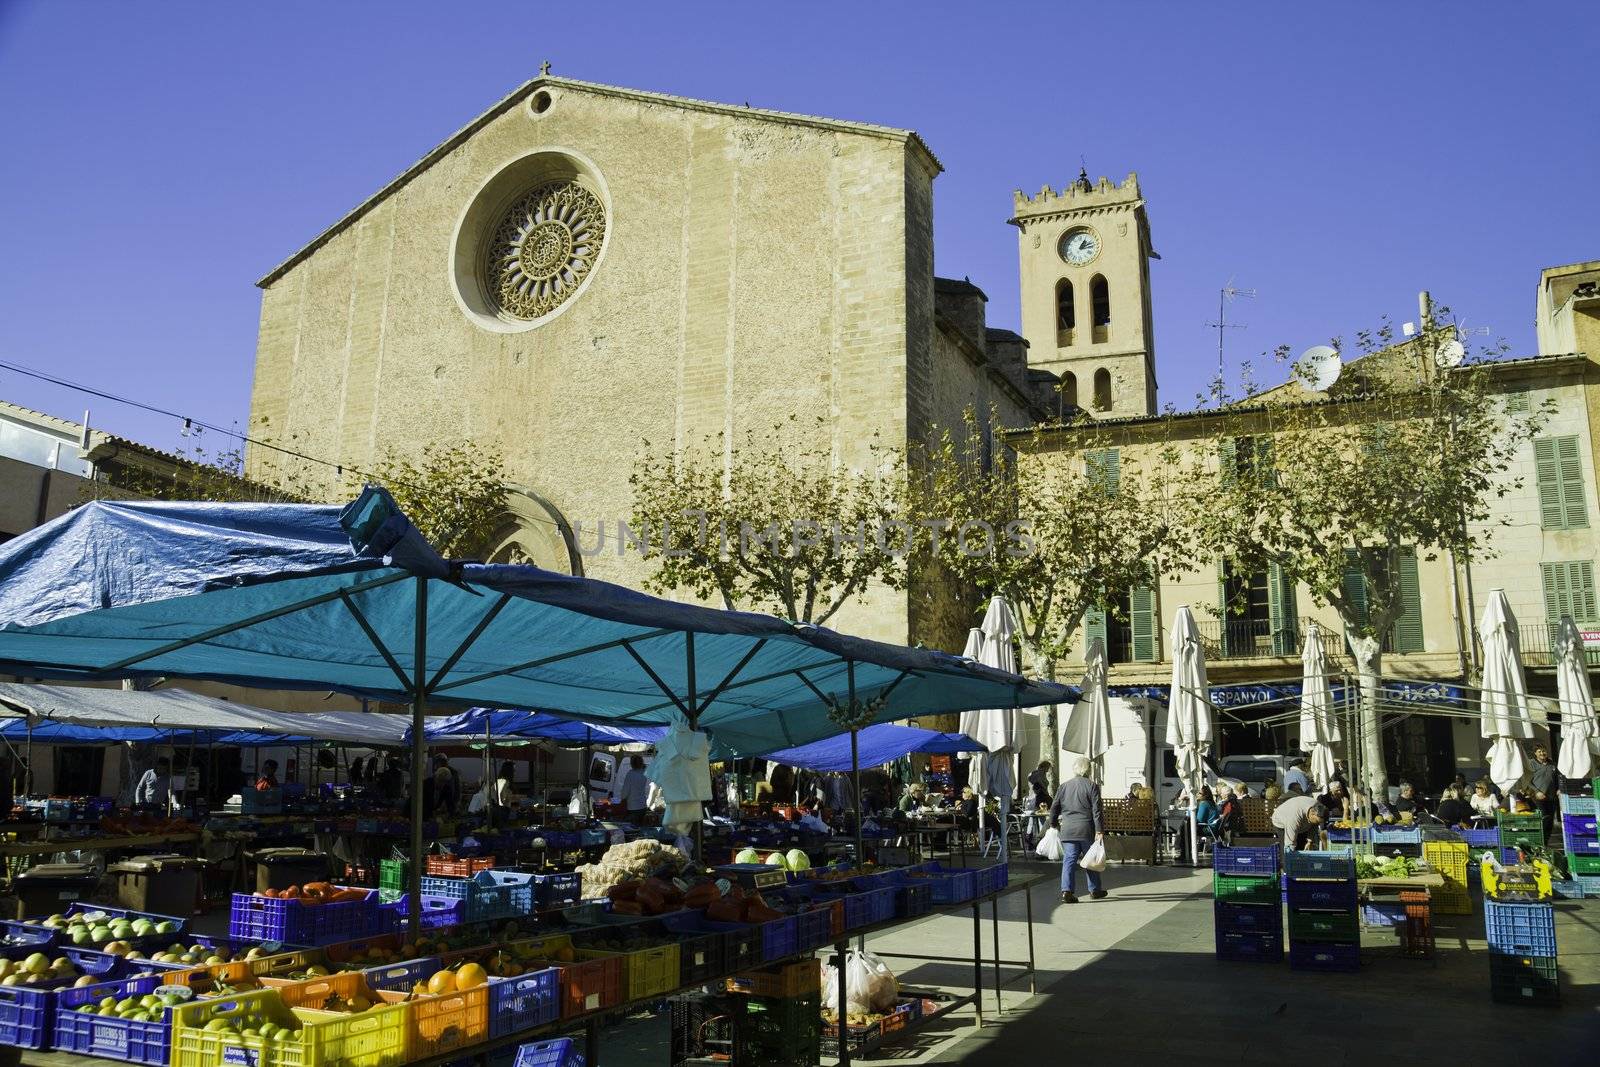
[616,754,652,823]
[134,757,172,811]
[1316,781,1351,822]
[1271,795,1327,851]
[255,759,280,791]
[1395,781,1427,817]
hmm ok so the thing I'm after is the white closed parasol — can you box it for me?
[1165,605,1212,863]
[1064,637,1114,781]
[1478,590,1534,795]
[976,597,1020,859]
[1554,615,1597,781]
[1298,622,1341,788]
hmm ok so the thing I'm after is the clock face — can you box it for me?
[1059,228,1100,266]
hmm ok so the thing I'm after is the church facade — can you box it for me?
[247,74,1152,649]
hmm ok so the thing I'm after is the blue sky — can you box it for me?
[1,1,1595,454]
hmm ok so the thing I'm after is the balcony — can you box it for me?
[1518,621,1600,668]
[1194,617,1341,662]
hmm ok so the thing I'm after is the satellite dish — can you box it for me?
[1294,345,1342,391]
[1435,338,1465,368]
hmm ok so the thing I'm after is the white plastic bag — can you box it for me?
[821,950,899,1016]
[1034,826,1064,862]
[1081,837,1108,872]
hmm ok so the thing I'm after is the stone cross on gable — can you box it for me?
[540,60,551,76]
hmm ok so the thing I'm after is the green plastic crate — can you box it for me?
[1287,909,1359,943]
[1213,874,1280,906]
[379,858,409,895]
[1570,855,1600,876]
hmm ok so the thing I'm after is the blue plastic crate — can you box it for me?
[1359,902,1406,926]
[1461,828,1500,848]
[0,974,80,1049]
[757,915,799,962]
[228,891,378,946]
[1484,899,1558,957]
[1288,941,1360,972]
[1215,930,1282,963]
[814,886,896,931]
[916,864,978,904]
[53,974,173,1065]
[1214,901,1282,936]
[532,872,582,909]
[1286,880,1358,911]
[1564,834,1600,856]
[973,863,1009,897]
[420,872,520,923]
[363,956,442,993]
[1213,846,1279,877]
[490,967,562,1039]
[1282,849,1355,880]
[515,1037,584,1067]
[1575,874,1600,897]
[1371,826,1422,845]
[1563,813,1598,837]
[792,906,834,951]
[377,894,463,931]
[0,921,59,951]
[894,882,932,919]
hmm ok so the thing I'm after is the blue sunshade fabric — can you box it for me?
[419,707,667,746]
[760,723,985,772]
[0,488,1074,757]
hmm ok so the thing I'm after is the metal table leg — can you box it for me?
[835,939,852,1067]
[585,1017,599,1066]
[971,901,983,1027]
[1025,880,1037,994]
[990,897,1003,1015]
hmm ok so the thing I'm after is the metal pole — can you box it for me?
[686,632,701,863]
[848,662,862,870]
[407,577,428,942]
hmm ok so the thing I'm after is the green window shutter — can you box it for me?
[1130,583,1156,662]
[1390,547,1424,654]
[1544,561,1598,624]
[1268,562,1299,655]
[1083,606,1107,654]
[1218,438,1237,487]
[1086,448,1120,495]
[1506,388,1530,414]
[1257,436,1278,488]
[1557,436,1588,528]
[1341,550,1370,630]
[1575,562,1598,623]
[1542,562,1567,620]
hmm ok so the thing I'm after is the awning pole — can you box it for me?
[408,577,428,943]
[687,632,702,864]
[849,662,863,871]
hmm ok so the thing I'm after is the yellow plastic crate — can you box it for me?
[275,973,409,1067]
[376,981,489,1058]
[163,949,327,995]
[578,943,680,1002]
[170,987,404,1067]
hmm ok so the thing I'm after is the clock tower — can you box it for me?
[1011,170,1158,417]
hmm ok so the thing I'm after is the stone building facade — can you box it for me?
[247,75,1052,650]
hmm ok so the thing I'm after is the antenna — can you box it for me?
[1293,345,1342,392]
[1435,338,1466,368]
[1206,281,1256,386]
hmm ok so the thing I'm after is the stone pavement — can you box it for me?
[606,858,1600,1066]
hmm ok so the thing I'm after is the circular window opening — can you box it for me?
[529,91,552,115]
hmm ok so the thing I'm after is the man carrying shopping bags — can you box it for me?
[1049,756,1107,903]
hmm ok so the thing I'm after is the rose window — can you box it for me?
[485,180,606,320]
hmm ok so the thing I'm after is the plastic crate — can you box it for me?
[973,863,1009,897]
[488,968,561,1039]
[514,935,624,1018]
[894,882,933,919]
[168,991,314,1067]
[1371,826,1422,845]
[1422,840,1469,884]
[425,855,496,878]
[478,871,537,914]
[1287,909,1359,943]
[1562,813,1598,837]
[1286,880,1358,911]
[1497,811,1544,833]
[725,959,821,999]
[1215,930,1282,963]
[515,1037,584,1067]
[1559,794,1596,815]
[1360,901,1406,926]
[0,921,59,951]
[273,972,410,1066]
[419,874,519,924]
[378,860,407,896]
[377,981,490,1059]
[377,894,463,931]
[0,973,82,1049]
[1282,849,1355,880]
[666,922,724,987]
[1461,828,1499,848]
[1489,952,1559,1005]
[658,912,762,975]
[531,872,581,909]
[229,892,379,946]
[1213,902,1281,936]
[1484,899,1558,957]
[908,864,978,905]
[1213,874,1279,906]
[792,906,835,951]
[1213,846,1279,877]
[1571,855,1600,876]
[362,957,441,995]
[1399,891,1434,959]
[1289,941,1359,972]
[53,974,174,1065]
[745,992,820,1058]
[1433,886,1473,916]
[1563,834,1600,856]
[577,943,678,1002]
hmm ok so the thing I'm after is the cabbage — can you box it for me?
[785,849,811,871]
[765,851,788,870]
[735,848,761,865]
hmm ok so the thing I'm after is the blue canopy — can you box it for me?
[760,723,985,772]
[419,707,667,747]
[0,719,191,745]
[0,489,1074,756]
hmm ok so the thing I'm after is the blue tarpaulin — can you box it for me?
[419,707,667,747]
[760,723,985,772]
[0,489,1075,757]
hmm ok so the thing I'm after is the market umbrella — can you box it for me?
[1297,622,1341,788]
[1554,615,1597,782]
[976,596,1021,859]
[1063,637,1113,781]
[1478,590,1534,795]
[958,627,990,847]
[1165,606,1212,865]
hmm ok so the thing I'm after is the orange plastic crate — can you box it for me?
[424,855,496,878]
[376,982,489,1059]
[725,959,821,999]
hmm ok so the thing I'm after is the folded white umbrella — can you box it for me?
[1297,622,1341,787]
[1554,615,1597,781]
[1064,637,1114,781]
[1165,606,1211,863]
[1478,590,1534,795]
[958,628,987,789]
[977,597,1021,859]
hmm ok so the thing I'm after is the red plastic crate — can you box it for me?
[424,855,496,878]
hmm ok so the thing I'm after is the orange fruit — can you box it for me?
[453,963,487,991]
[426,969,456,996]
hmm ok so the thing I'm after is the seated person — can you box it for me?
[897,782,927,813]
[955,786,979,829]
[1438,774,1469,802]
[1317,781,1351,822]
[1194,786,1221,836]
[1394,781,1427,818]
[1469,780,1500,824]
[1435,795,1468,828]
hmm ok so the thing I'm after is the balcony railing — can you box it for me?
[1194,618,1322,661]
[1517,621,1600,668]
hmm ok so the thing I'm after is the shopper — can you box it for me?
[1027,761,1052,810]
[1048,756,1106,904]
[1270,794,1326,851]
[617,754,652,823]
[1529,745,1559,842]
[1283,759,1311,794]
[135,757,172,811]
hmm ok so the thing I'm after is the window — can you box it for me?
[1542,561,1597,625]
[1341,547,1423,653]
[1085,447,1120,494]
[1505,388,1531,414]
[1534,435,1587,530]
[1221,758,1279,785]
[1093,368,1113,411]
[1056,280,1076,344]
[1218,561,1298,656]
[1090,275,1110,342]
[1060,371,1078,410]
[1085,581,1158,665]
[1219,436,1275,486]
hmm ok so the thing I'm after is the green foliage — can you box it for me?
[628,419,910,624]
